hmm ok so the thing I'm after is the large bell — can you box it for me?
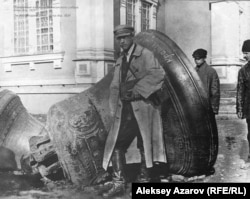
[0,89,46,169]
[45,30,218,185]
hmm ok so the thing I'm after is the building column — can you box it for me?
[211,1,242,90]
[74,0,115,84]
[211,1,250,114]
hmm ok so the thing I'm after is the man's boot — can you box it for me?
[135,149,150,183]
[102,149,126,198]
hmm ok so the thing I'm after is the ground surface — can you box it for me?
[1,115,250,199]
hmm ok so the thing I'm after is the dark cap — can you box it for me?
[192,49,207,59]
[242,40,250,52]
[114,24,134,37]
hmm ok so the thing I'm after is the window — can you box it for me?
[14,0,29,54]
[36,0,53,53]
[121,0,157,33]
[126,0,136,28]
[141,1,150,31]
[13,0,54,55]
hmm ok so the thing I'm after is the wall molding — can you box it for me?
[75,48,114,61]
[211,57,244,66]
[1,52,65,71]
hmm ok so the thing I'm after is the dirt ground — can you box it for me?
[1,115,250,199]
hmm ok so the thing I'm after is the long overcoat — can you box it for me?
[236,62,250,119]
[102,44,167,170]
[195,62,220,114]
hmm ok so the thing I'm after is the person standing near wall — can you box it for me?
[192,49,220,115]
[236,40,250,159]
[100,24,167,198]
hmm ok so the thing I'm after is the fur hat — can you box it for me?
[192,49,207,59]
[242,40,250,52]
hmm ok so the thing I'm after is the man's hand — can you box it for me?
[121,91,133,101]
[120,91,143,101]
[120,79,139,96]
[237,111,244,119]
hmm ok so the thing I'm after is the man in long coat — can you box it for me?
[101,24,167,198]
[192,49,220,115]
[236,40,250,159]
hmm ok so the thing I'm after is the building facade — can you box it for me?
[0,0,158,113]
[0,0,250,114]
[210,1,250,90]
[0,0,115,113]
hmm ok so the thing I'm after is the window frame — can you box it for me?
[121,0,158,33]
[13,0,29,54]
[126,0,136,28]
[36,0,54,53]
[141,1,151,31]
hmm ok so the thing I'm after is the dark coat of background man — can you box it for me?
[100,24,167,198]
[192,49,221,115]
[236,39,250,159]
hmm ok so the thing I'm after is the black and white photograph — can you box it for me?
[0,0,250,198]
